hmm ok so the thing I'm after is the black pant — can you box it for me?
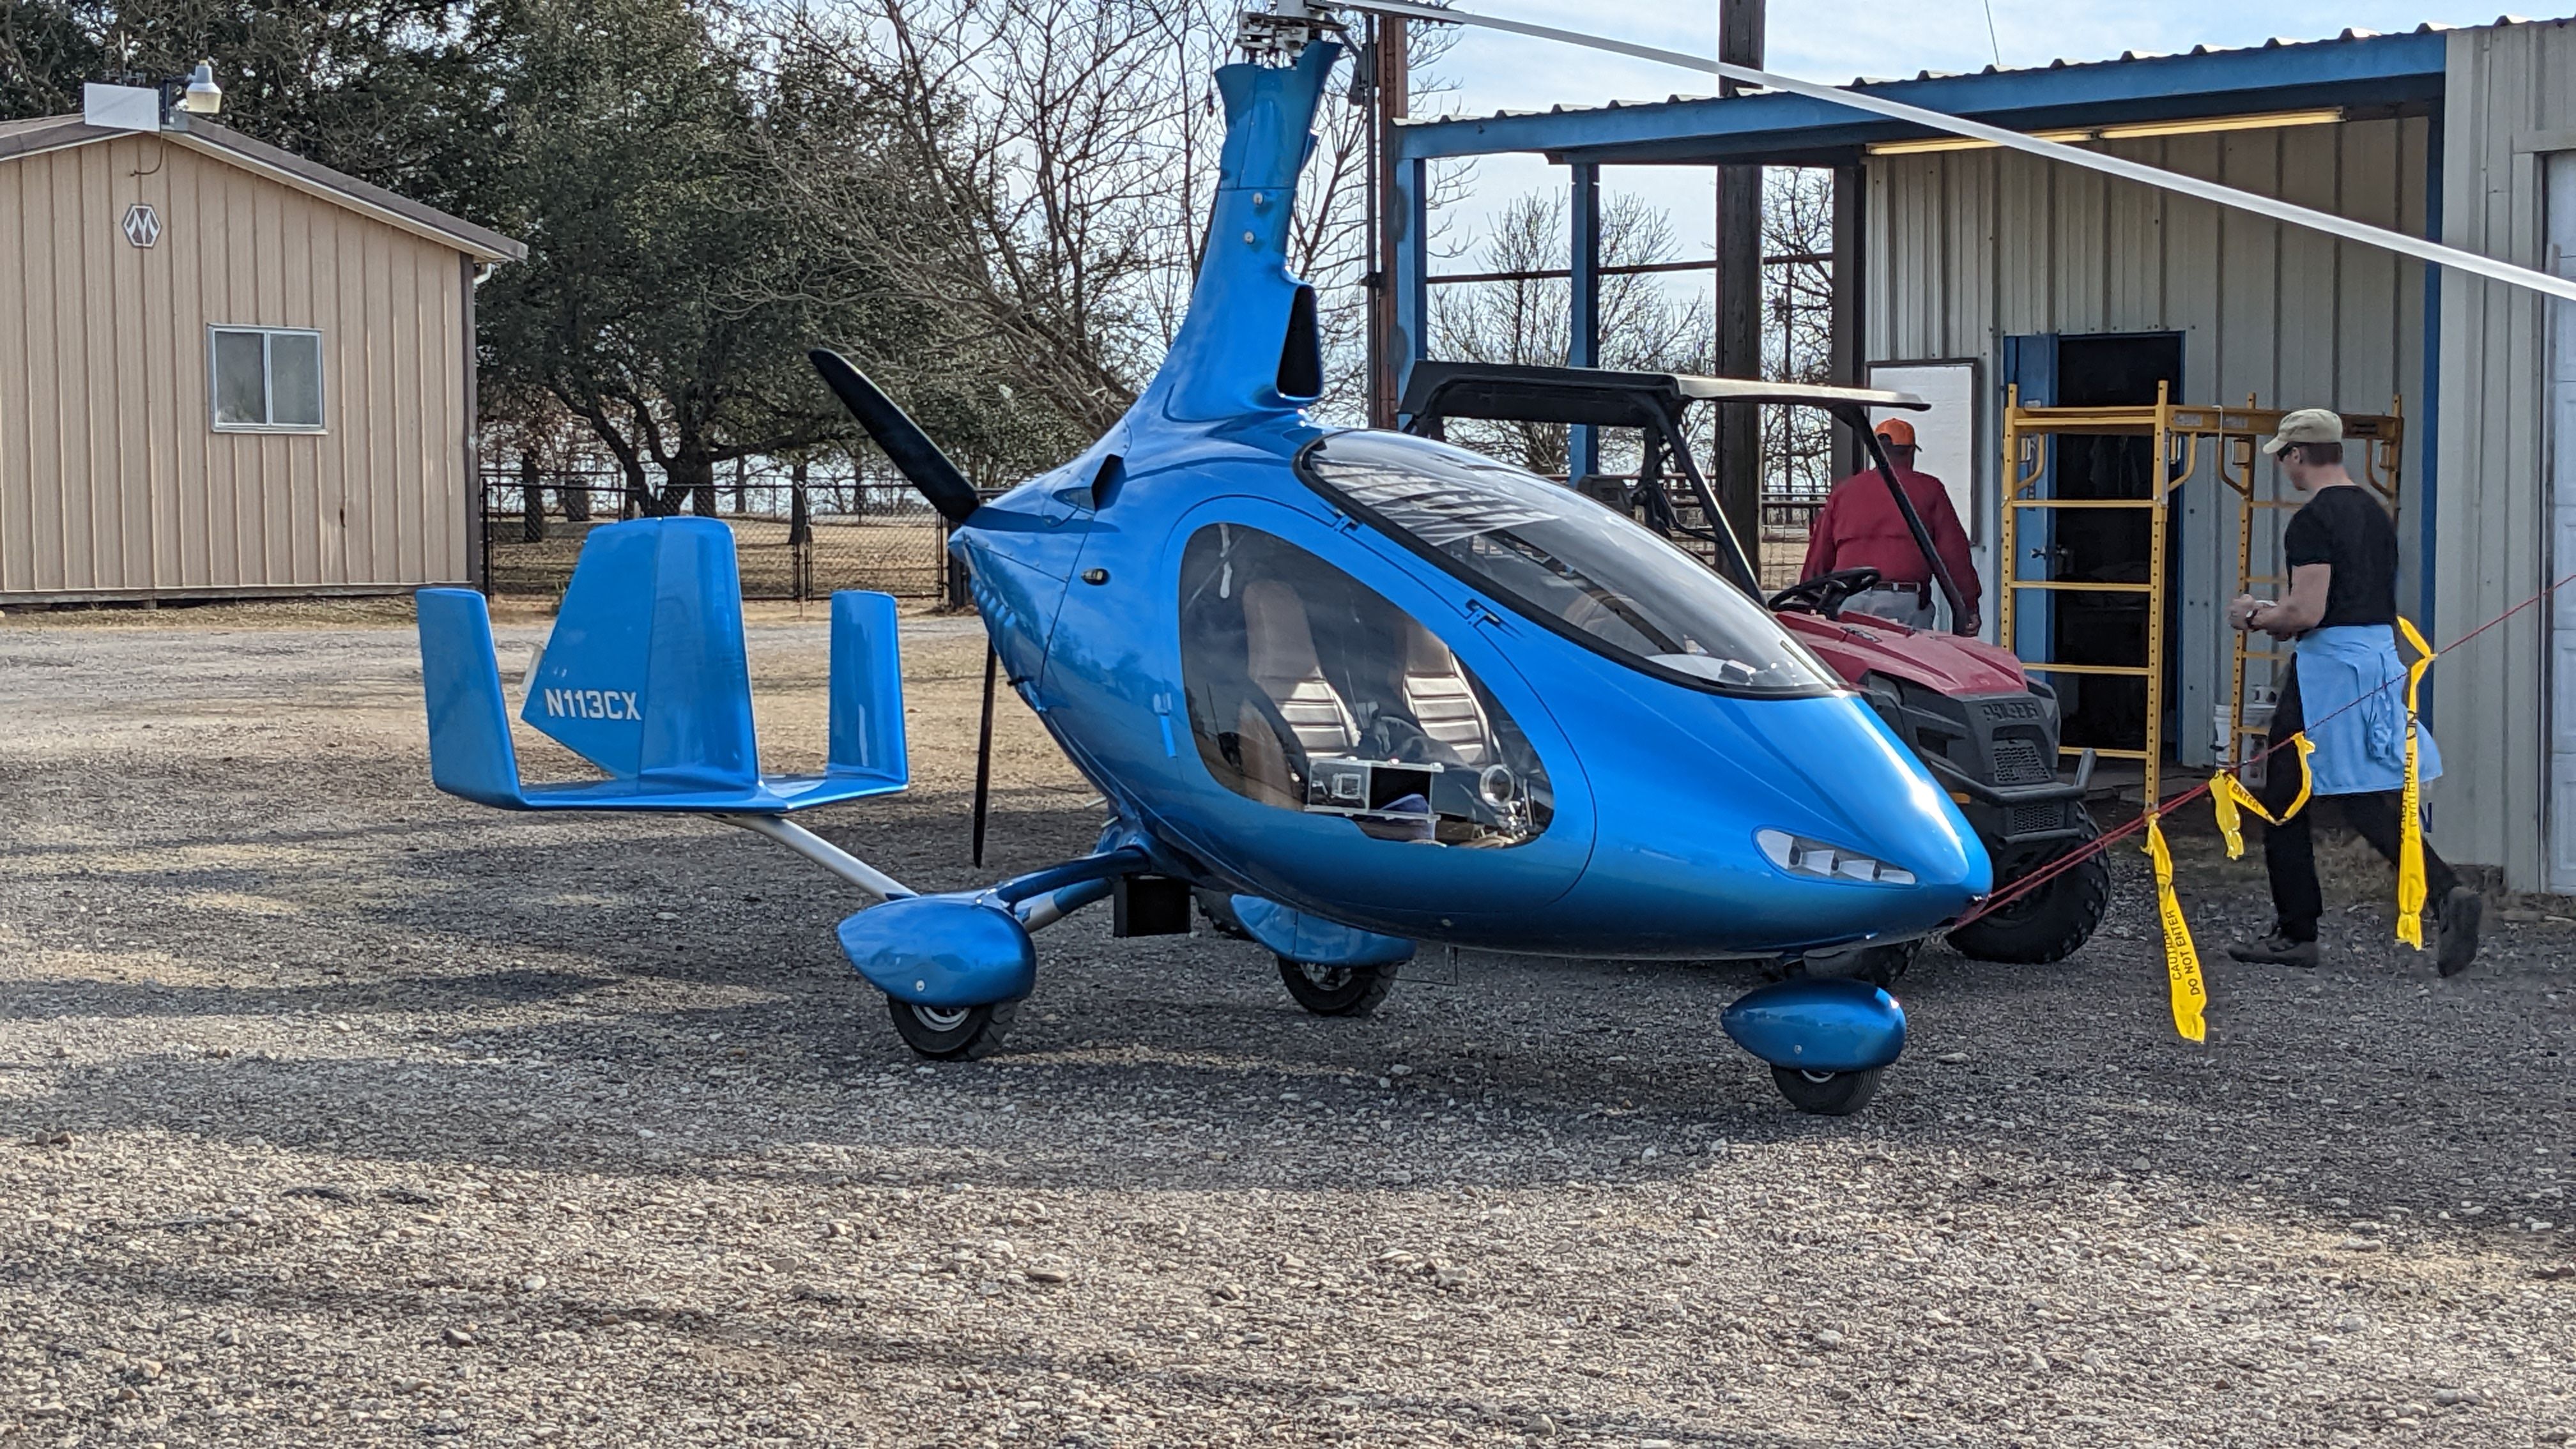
[2258,660,2459,942]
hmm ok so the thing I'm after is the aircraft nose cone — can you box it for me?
[1742,695,1992,930]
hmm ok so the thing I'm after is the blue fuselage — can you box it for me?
[954,422,1991,960]
[935,42,1987,961]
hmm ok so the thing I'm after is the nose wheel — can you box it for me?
[885,997,1018,1060]
[1769,1065,1883,1116]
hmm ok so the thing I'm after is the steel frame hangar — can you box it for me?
[1378,27,2455,799]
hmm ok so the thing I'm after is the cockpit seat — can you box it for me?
[1399,621,1496,767]
[1241,579,1359,755]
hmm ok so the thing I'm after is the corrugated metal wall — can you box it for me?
[0,133,471,601]
[2431,20,2576,892]
[1865,116,2432,783]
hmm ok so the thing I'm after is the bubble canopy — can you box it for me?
[1294,431,1841,699]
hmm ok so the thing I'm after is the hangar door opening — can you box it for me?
[2545,153,2576,891]
[2002,332,2186,758]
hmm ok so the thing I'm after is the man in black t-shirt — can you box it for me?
[2224,410,2481,974]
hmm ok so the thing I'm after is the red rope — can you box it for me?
[1947,568,2576,931]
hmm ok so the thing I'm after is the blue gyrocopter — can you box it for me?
[416,38,1990,1114]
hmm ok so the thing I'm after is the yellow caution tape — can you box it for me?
[2142,811,2207,1043]
[2395,617,2437,950]
[2211,734,2317,859]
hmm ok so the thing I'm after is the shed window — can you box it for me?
[210,328,324,431]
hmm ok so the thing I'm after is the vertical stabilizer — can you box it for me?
[523,518,760,792]
[827,590,909,786]
[418,588,530,809]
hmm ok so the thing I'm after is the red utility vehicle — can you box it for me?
[1400,364,2108,974]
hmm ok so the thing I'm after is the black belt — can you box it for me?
[1857,581,1933,606]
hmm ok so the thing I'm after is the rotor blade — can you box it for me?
[808,349,983,523]
[970,643,999,868]
[1331,0,2576,306]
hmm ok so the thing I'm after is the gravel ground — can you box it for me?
[1,601,2570,1449]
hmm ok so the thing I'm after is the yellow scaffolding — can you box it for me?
[1999,384,2403,808]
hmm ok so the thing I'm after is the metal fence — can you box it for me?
[482,464,951,601]
[483,461,1828,601]
[1758,496,1826,591]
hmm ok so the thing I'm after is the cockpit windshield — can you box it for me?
[1295,431,1840,698]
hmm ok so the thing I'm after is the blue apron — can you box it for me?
[2292,625,2441,796]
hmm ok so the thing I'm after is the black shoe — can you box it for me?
[2227,933,2319,967]
[2436,887,2483,977]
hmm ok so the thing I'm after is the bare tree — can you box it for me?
[753,0,1458,464]
[762,0,1222,453]
[1427,189,1712,475]
[1760,167,1837,499]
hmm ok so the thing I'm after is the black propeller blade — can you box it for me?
[807,349,981,525]
[971,644,999,867]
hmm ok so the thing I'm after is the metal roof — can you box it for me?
[1392,19,2506,164]
[0,113,524,262]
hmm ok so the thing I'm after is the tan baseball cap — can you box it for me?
[2264,408,2345,456]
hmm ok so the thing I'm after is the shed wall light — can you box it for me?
[2094,107,2342,141]
[1866,107,2345,157]
[1866,126,2092,157]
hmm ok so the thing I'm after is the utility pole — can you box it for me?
[1712,0,1766,562]
[1367,14,1409,428]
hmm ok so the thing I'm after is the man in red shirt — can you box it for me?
[1798,418,1982,632]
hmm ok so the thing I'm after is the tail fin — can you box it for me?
[827,590,909,787]
[808,349,982,523]
[523,517,760,792]
[417,587,530,809]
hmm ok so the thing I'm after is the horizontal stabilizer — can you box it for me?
[414,520,910,815]
[808,349,982,524]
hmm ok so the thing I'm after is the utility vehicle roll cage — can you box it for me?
[1397,362,1970,635]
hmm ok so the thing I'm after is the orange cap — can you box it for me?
[1874,417,1917,447]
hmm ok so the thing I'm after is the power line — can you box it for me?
[1981,0,2003,68]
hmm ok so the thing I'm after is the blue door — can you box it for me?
[2000,334,2059,670]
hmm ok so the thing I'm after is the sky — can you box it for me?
[1420,1,2549,258]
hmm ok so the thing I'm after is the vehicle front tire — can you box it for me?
[1947,838,2111,965]
[885,997,1018,1061]
[1276,956,1397,1017]
[1770,1065,1883,1116]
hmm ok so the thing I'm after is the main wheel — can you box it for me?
[1793,942,1917,987]
[1770,1065,1883,1116]
[1276,956,1397,1017]
[1195,887,1252,940]
[885,997,1018,1061]
[1947,841,2111,965]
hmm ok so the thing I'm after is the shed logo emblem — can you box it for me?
[121,203,160,249]
[541,687,640,721]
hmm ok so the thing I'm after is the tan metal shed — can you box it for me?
[0,113,524,604]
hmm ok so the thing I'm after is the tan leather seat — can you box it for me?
[1241,579,1358,755]
[1399,622,1494,765]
